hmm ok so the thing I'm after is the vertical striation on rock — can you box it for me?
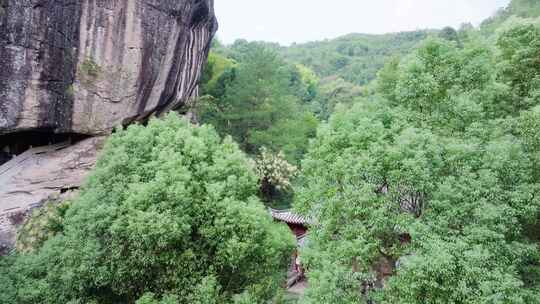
[0,0,82,133]
[0,0,217,135]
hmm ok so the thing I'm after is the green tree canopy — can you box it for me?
[199,43,318,163]
[496,20,540,111]
[0,114,295,304]
[295,20,540,304]
[281,31,431,86]
[295,100,540,304]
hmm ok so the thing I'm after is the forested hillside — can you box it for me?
[198,42,318,164]
[295,6,540,303]
[1,0,540,303]
[197,30,432,145]
[481,0,540,33]
[280,31,431,86]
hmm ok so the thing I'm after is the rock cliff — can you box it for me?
[0,0,217,135]
[0,0,217,251]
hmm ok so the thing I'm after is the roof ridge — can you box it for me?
[269,208,309,225]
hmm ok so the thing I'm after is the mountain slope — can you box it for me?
[481,0,540,33]
[280,30,432,86]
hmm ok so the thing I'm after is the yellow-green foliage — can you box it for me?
[295,63,319,87]
[204,51,235,93]
[16,200,70,253]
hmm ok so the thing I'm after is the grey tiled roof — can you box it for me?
[269,208,308,225]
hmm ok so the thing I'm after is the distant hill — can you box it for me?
[206,0,538,121]
[279,0,540,87]
[279,30,432,86]
[508,0,540,18]
[481,0,540,33]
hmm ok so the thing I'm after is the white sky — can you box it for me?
[215,0,511,45]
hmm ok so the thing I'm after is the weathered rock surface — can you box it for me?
[0,137,104,252]
[0,0,217,135]
[0,0,217,250]
[0,138,104,211]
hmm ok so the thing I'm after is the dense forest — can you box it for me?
[1,0,540,303]
[280,31,432,86]
[297,18,540,304]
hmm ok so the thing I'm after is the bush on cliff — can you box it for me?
[0,113,295,304]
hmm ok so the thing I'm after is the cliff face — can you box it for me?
[0,0,217,251]
[0,0,217,135]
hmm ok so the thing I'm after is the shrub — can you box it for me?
[254,147,297,201]
[15,199,70,253]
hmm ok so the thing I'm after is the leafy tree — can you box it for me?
[377,37,511,131]
[296,100,540,303]
[199,44,318,163]
[200,51,236,97]
[295,64,320,102]
[311,76,363,120]
[295,20,540,303]
[15,199,71,253]
[376,56,400,102]
[496,20,540,111]
[0,113,295,304]
[254,147,297,202]
[438,26,460,44]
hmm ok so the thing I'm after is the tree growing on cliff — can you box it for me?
[0,113,295,304]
